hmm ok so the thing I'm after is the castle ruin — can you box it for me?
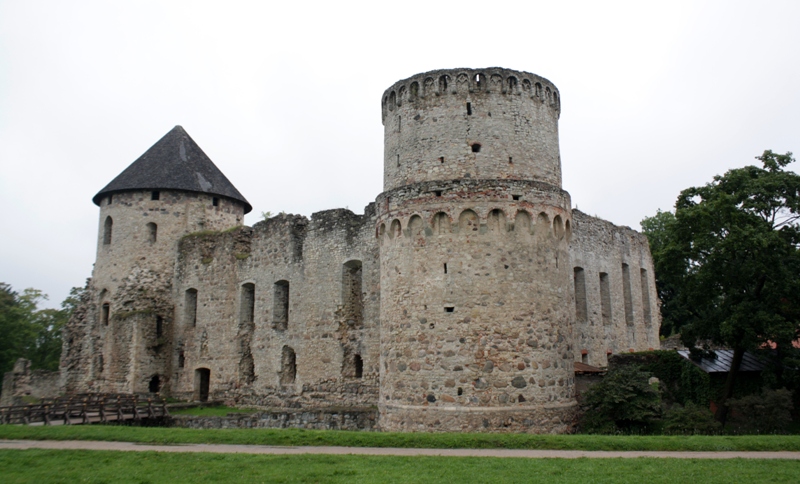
[60,68,660,433]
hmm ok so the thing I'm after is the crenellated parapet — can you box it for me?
[381,68,560,123]
[381,68,563,192]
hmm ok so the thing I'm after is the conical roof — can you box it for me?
[93,126,252,213]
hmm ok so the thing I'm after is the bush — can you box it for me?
[727,387,794,434]
[579,365,662,434]
[663,402,721,435]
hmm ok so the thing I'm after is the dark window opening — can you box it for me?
[582,353,588,364]
[147,222,157,243]
[108,195,113,205]
[396,154,400,167]
[457,387,463,396]
[398,115,401,131]
[149,375,161,393]
[103,216,113,245]
[156,315,164,338]
[518,394,526,402]
[178,351,185,368]
[438,156,444,163]
[443,263,448,274]
[185,288,198,327]
[194,368,210,402]
[574,267,588,323]
[466,102,472,115]
[212,197,219,207]
[101,303,110,326]
[509,157,513,164]
[641,268,652,325]
[151,191,160,201]
[622,263,634,325]
[512,195,521,201]
[444,306,454,313]
[471,143,481,153]
[434,190,442,197]
[273,280,289,330]
[240,283,255,324]
[280,346,297,385]
[354,354,363,379]
[600,272,612,325]
[342,261,363,327]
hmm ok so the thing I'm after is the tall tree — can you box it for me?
[643,151,800,423]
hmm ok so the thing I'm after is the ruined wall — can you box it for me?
[568,210,660,367]
[171,207,380,408]
[1,359,61,406]
[382,68,561,191]
[61,190,245,394]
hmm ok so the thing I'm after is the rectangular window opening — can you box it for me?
[466,102,472,115]
[396,154,400,167]
[212,197,219,207]
[273,280,289,330]
[512,195,521,201]
[509,156,513,164]
[443,263,448,274]
[622,263,634,325]
[600,272,612,325]
[185,289,198,327]
[108,195,113,205]
[101,303,110,326]
[151,191,160,201]
[156,315,164,338]
[574,267,588,323]
[178,351,185,368]
[640,268,652,325]
[444,306,455,313]
[240,283,255,325]
[438,156,444,163]
[434,190,442,197]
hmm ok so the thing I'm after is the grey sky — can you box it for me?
[1,0,798,308]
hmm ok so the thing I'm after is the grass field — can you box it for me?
[2,425,800,451]
[169,405,259,417]
[1,449,799,484]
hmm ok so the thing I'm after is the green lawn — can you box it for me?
[169,405,259,417]
[1,449,798,483]
[2,425,800,451]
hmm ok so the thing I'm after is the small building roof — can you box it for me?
[93,126,252,213]
[677,349,767,373]
[574,362,605,374]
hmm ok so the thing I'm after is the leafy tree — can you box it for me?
[0,283,82,374]
[579,365,662,434]
[642,151,800,423]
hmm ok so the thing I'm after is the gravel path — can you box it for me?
[2,440,799,459]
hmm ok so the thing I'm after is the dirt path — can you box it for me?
[2,440,799,459]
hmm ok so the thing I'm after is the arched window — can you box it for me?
[147,222,157,243]
[149,375,161,393]
[103,216,113,245]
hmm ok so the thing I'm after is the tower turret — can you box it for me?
[377,68,576,433]
[66,126,250,394]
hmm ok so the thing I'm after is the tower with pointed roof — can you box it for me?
[63,126,251,394]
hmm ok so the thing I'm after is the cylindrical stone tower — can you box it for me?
[377,68,577,433]
[65,126,251,394]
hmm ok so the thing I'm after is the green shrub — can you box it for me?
[579,365,662,434]
[663,402,721,435]
[727,387,794,434]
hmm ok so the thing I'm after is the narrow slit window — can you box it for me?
[600,272,612,325]
[103,216,113,245]
[151,191,160,201]
[443,263,448,274]
[354,355,363,379]
[178,350,185,368]
[147,222,157,243]
[574,267,587,323]
[273,280,289,330]
[156,315,163,338]
[622,264,634,325]
[342,261,363,327]
[240,283,255,324]
[101,303,110,326]
[185,288,198,327]
[640,268,652,325]
[466,102,472,115]
[509,157,513,164]
[108,195,113,205]
[212,197,219,207]
[396,154,400,167]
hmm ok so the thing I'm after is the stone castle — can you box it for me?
[60,68,660,433]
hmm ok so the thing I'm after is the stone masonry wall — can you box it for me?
[382,68,562,191]
[568,210,660,367]
[171,206,380,408]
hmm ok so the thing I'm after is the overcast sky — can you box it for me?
[1,0,798,308]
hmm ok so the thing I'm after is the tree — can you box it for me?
[642,151,800,423]
[0,284,82,374]
[579,365,662,434]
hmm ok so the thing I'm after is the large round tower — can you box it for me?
[377,68,577,433]
[66,126,251,394]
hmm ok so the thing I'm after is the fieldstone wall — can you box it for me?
[171,407,377,431]
[568,210,661,367]
[1,359,61,406]
[170,207,380,408]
